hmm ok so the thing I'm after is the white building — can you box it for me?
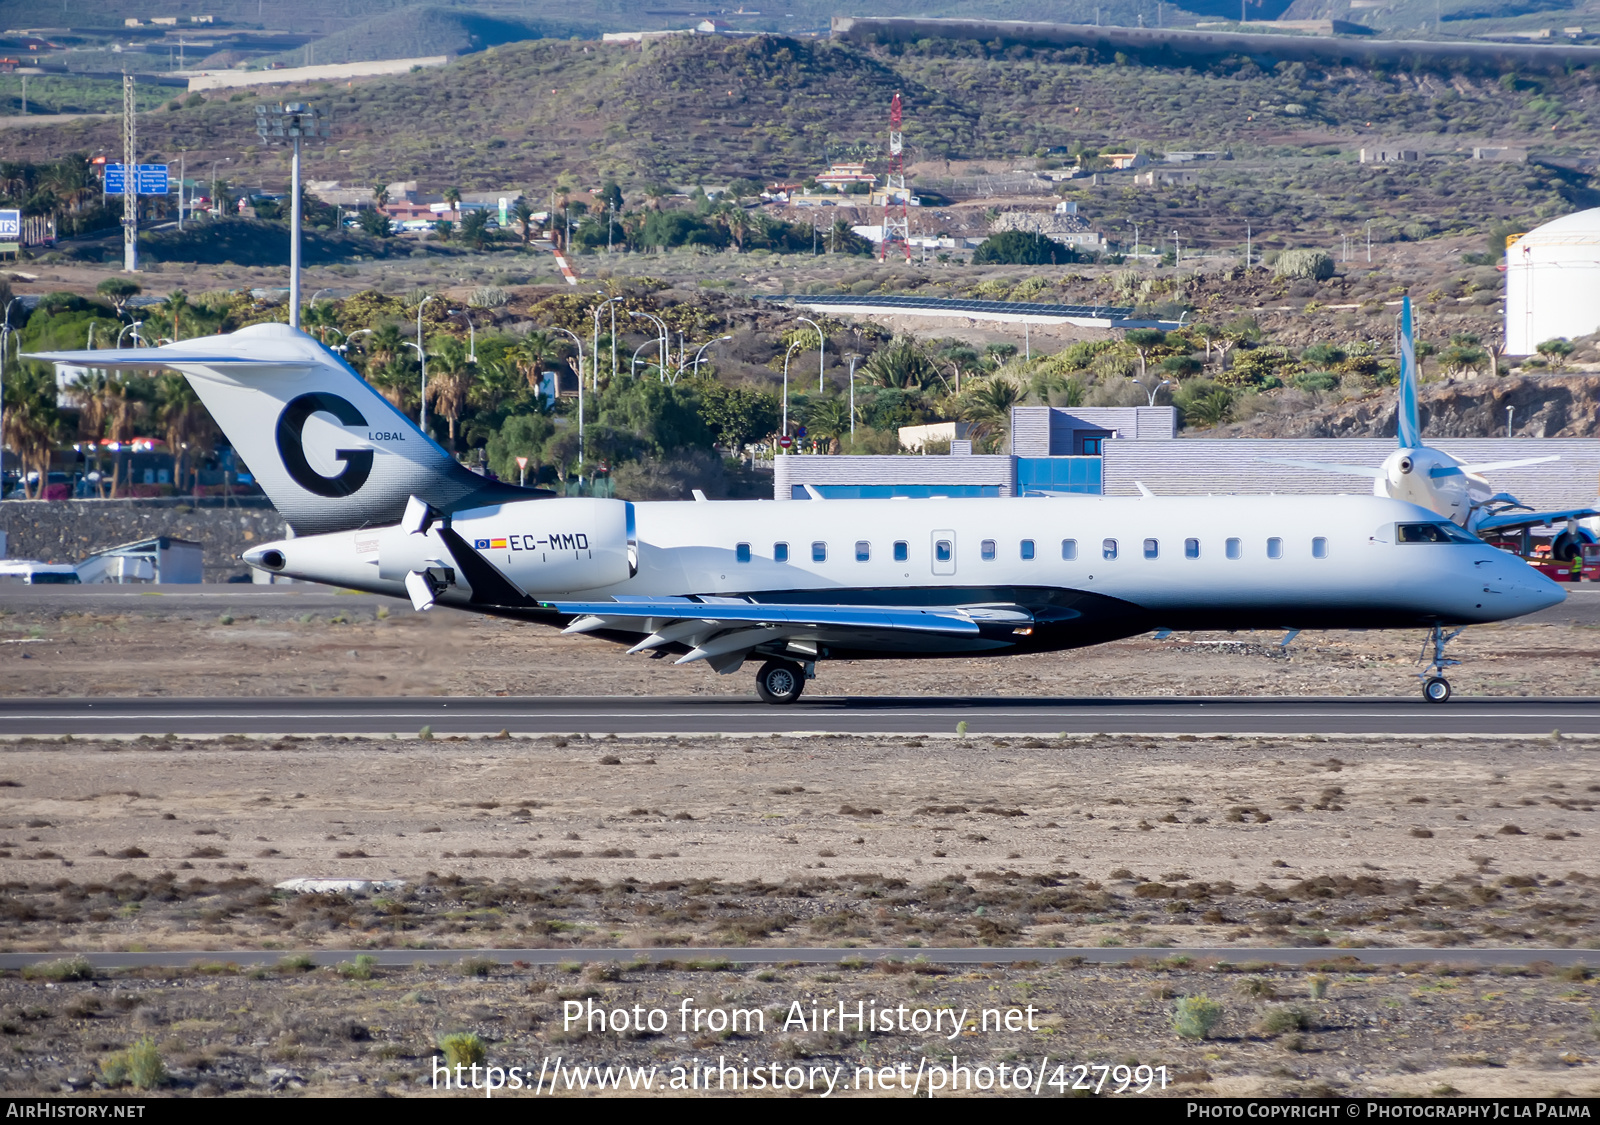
[1506,208,1600,354]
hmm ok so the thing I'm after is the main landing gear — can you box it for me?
[755,658,809,705]
[1419,625,1464,704]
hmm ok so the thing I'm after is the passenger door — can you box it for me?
[931,530,956,577]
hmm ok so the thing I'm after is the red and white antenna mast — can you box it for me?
[880,91,910,263]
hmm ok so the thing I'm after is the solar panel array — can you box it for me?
[760,293,1136,320]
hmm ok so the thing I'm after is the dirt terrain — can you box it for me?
[0,588,1596,701]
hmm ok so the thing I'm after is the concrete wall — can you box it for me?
[774,453,1014,499]
[0,500,284,582]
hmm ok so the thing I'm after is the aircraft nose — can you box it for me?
[1513,562,1567,613]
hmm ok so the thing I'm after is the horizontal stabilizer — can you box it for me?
[24,348,299,370]
[543,599,981,636]
[1259,458,1385,478]
[1472,507,1600,535]
[1443,455,1560,477]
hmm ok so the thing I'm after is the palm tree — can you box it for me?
[67,370,110,496]
[512,331,566,390]
[369,357,418,413]
[443,186,461,217]
[364,323,405,373]
[103,374,145,497]
[861,337,937,390]
[804,397,851,454]
[161,290,189,342]
[459,209,492,250]
[960,376,1023,453]
[372,182,390,207]
[511,200,536,245]
[156,373,214,492]
[2,367,62,498]
[423,335,475,444]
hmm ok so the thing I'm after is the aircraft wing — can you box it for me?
[1472,507,1600,535]
[543,597,988,674]
[1258,458,1384,478]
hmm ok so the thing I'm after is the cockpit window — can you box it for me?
[1397,521,1478,545]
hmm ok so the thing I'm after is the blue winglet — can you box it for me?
[1397,296,1422,450]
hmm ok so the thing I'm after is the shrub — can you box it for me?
[972,230,1075,266]
[1274,249,1334,281]
[1173,995,1224,1039]
[340,954,377,980]
[101,1037,166,1089]
[1258,1006,1313,1035]
[23,956,93,982]
[439,1032,487,1068]
[1292,370,1339,393]
[1308,974,1330,1000]
[459,956,495,978]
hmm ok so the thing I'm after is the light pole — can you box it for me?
[629,310,668,383]
[590,296,624,393]
[845,352,861,437]
[549,327,585,471]
[629,341,655,380]
[1130,375,1172,407]
[780,340,803,443]
[796,315,825,391]
[450,309,477,363]
[209,158,227,214]
[1366,220,1373,264]
[116,322,145,348]
[414,294,436,431]
[1507,405,1514,437]
[255,101,330,330]
[404,341,427,428]
[690,335,732,379]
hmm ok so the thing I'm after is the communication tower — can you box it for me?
[880,92,910,263]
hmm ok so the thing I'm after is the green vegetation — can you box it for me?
[21,956,93,982]
[972,230,1076,266]
[438,1031,487,1068]
[1173,995,1225,1039]
[99,1037,166,1090]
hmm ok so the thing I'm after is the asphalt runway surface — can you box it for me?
[2,694,1599,737]
[0,946,1591,970]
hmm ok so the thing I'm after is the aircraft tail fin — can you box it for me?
[27,322,541,535]
[1397,295,1422,449]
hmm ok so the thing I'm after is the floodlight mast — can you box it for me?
[255,102,330,329]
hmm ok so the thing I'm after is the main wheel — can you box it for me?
[1422,676,1452,704]
[755,659,805,705]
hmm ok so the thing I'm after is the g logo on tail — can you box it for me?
[275,393,375,497]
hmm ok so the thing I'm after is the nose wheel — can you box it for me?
[1418,625,1463,703]
[755,658,806,705]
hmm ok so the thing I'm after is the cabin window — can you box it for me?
[893,541,908,562]
[735,542,751,564]
[812,541,827,563]
[935,539,953,563]
[774,542,789,563]
[1312,537,1328,559]
[981,539,997,561]
[1020,539,1035,560]
[1225,537,1242,560]
[855,541,871,562]
[1143,538,1159,560]
[1267,537,1283,559]
[1185,538,1200,559]
[1102,538,1118,561]
[1062,539,1078,561]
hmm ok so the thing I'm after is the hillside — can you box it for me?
[1213,373,1600,439]
[257,6,584,67]
[5,33,1597,252]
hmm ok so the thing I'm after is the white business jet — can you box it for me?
[1267,297,1599,556]
[29,322,1564,705]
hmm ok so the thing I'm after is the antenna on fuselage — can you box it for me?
[1397,295,1422,450]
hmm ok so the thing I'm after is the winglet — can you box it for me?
[1397,295,1422,450]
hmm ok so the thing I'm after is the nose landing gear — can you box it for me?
[1418,625,1464,703]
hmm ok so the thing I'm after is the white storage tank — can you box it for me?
[1505,208,1600,355]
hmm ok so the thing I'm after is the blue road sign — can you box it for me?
[103,164,170,195]
[0,210,18,240]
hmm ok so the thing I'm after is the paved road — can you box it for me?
[0,945,1592,970]
[1,695,1598,737]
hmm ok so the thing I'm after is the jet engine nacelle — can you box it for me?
[445,497,636,597]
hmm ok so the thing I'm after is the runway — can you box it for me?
[2,694,1599,737]
[0,946,1591,970]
